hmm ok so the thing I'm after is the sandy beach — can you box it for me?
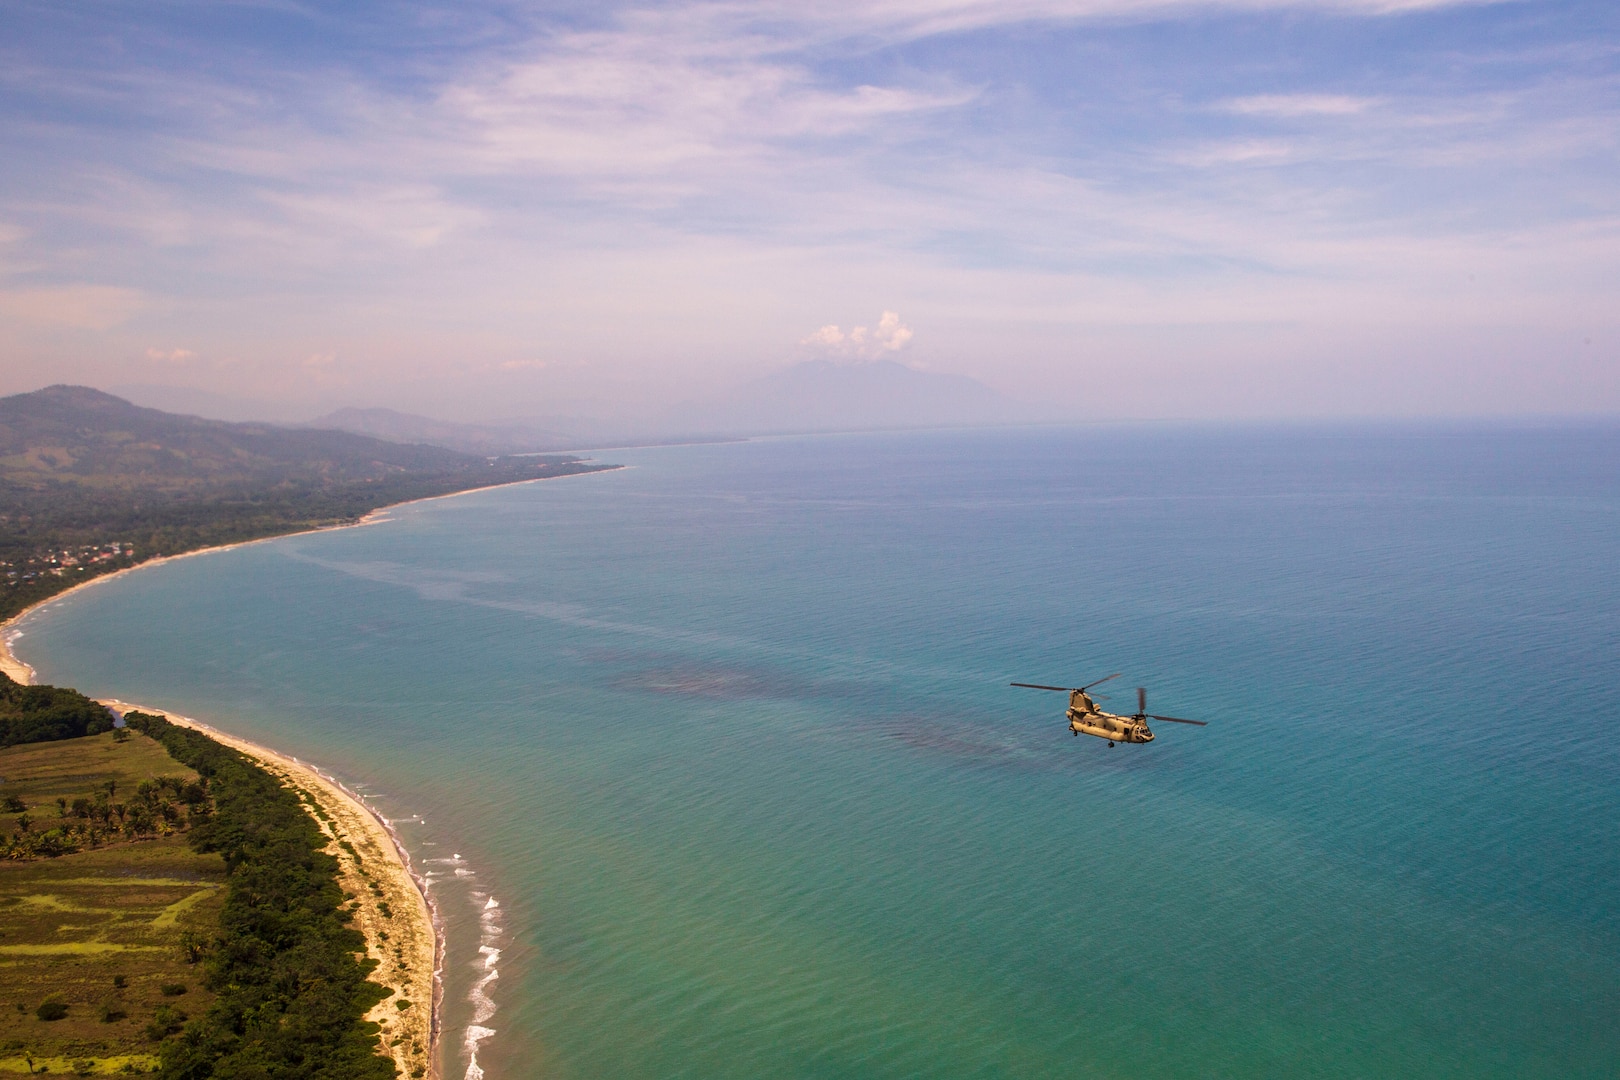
[103,699,442,1080]
[0,508,444,1075]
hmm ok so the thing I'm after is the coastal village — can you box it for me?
[1,543,132,589]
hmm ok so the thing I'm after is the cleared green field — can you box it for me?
[0,733,224,1073]
[0,730,195,842]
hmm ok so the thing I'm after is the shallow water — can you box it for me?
[17,424,1620,1078]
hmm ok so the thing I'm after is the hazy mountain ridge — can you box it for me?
[95,360,1038,461]
[660,359,1035,436]
[0,385,488,491]
[306,407,582,455]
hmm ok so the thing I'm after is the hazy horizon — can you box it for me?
[3,1,1616,426]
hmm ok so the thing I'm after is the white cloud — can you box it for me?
[802,310,914,360]
[144,346,197,364]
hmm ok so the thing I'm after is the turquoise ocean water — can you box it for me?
[12,425,1619,1078]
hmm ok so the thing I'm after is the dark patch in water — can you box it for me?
[867,716,1072,773]
[612,664,792,700]
[590,648,854,702]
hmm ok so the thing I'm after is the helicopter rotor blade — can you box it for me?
[1010,683,1071,692]
[1148,714,1208,726]
[1080,673,1122,692]
[1137,687,1146,715]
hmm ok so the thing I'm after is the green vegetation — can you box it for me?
[0,726,200,856]
[3,714,402,1076]
[0,731,223,1074]
[0,671,115,748]
[124,711,395,1078]
[1,384,615,622]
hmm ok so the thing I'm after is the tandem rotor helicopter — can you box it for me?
[1012,673,1207,746]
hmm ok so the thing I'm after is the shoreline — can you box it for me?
[105,699,443,1080]
[0,463,623,684]
[0,508,396,686]
[0,465,622,1075]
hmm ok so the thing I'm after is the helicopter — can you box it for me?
[1011,673,1207,746]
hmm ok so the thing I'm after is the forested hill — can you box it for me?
[0,385,615,621]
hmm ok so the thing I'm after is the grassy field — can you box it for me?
[0,732,225,1074]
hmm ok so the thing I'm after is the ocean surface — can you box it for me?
[13,424,1620,1079]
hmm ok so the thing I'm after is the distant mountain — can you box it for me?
[661,359,1031,436]
[307,407,579,455]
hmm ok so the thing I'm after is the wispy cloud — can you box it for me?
[261,186,484,249]
[619,0,1510,46]
[437,25,975,185]
[0,0,1613,416]
[1218,93,1381,117]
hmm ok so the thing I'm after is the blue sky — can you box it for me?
[1,0,1616,420]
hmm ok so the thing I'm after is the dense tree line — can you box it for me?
[125,711,397,1080]
[0,670,115,746]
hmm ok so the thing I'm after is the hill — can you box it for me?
[1,386,487,489]
[0,385,614,620]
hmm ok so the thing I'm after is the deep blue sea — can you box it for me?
[14,425,1620,1078]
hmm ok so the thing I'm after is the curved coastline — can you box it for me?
[0,517,434,1073]
[0,467,620,1076]
[0,507,397,684]
[0,463,625,685]
[106,700,444,1080]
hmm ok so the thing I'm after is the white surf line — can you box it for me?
[424,852,504,1080]
[468,892,504,1080]
[1,624,36,683]
[101,701,448,1080]
[334,776,449,1077]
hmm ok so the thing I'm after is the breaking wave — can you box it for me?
[425,853,504,1080]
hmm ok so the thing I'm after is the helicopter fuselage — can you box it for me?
[1065,689,1153,743]
[1011,679,1202,745]
[1067,707,1153,743]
